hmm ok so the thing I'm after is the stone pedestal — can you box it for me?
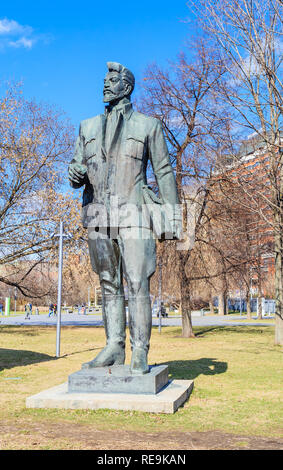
[26,379,194,414]
[68,364,169,395]
[26,363,194,414]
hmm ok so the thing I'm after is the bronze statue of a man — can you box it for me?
[68,62,180,374]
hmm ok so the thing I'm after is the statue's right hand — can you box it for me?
[68,162,87,185]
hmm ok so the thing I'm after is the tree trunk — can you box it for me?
[218,292,227,315]
[257,273,263,319]
[246,294,252,320]
[257,297,263,320]
[179,252,195,338]
[274,229,283,344]
[209,295,214,315]
[181,302,194,338]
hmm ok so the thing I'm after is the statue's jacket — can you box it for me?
[70,103,180,233]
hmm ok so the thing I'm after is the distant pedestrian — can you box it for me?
[54,304,57,316]
[35,307,39,315]
[29,303,33,315]
[0,302,3,315]
[48,303,54,317]
[24,304,31,319]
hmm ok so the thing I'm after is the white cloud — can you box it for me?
[0,18,33,36]
[8,36,35,49]
[0,17,38,50]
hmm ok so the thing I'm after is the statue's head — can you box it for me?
[103,62,135,104]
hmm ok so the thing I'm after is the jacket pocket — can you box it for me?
[84,136,96,161]
[125,135,145,160]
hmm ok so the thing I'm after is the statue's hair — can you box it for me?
[106,62,135,94]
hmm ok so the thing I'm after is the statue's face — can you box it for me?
[103,71,127,103]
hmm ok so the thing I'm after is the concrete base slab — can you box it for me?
[68,364,169,395]
[26,379,194,414]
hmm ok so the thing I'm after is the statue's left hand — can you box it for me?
[69,162,87,185]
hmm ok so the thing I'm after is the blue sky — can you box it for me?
[0,1,196,130]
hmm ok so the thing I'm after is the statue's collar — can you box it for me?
[104,99,133,120]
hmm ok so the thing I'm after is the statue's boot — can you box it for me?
[82,294,126,369]
[128,296,152,375]
[130,347,149,375]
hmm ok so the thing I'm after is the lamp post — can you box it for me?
[158,260,162,334]
[56,220,63,357]
[51,220,70,358]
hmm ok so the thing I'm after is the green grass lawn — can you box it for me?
[0,324,282,442]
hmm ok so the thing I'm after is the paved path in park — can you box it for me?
[0,313,275,327]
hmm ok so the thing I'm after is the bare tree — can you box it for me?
[137,40,229,337]
[189,0,283,343]
[205,172,274,317]
[0,83,81,296]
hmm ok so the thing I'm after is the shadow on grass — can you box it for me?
[193,326,226,337]
[161,325,272,338]
[159,358,228,380]
[0,345,106,371]
[0,325,42,336]
[61,347,102,358]
[193,325,271,337]
[0,348,55,371]
[159,325,273,339]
